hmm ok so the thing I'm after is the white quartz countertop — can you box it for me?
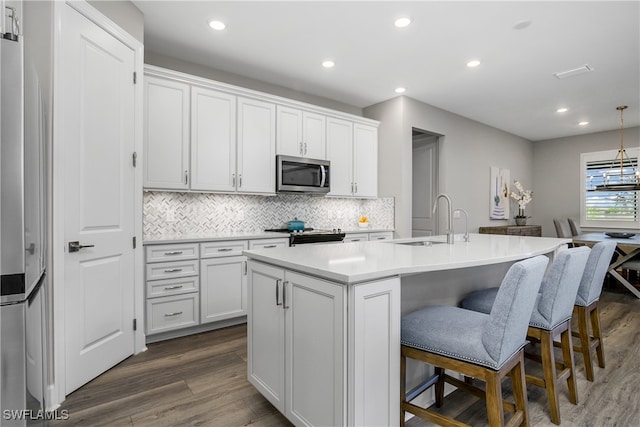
[244,233,571,284]
[143,228,393,245]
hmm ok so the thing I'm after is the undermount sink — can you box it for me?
[393,240,447,247]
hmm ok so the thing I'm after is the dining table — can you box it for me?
[572,232,640,298]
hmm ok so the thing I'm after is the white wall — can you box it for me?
[145,51,363,117]
[533,126,640,236]
[365,96,533,238]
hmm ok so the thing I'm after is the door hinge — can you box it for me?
[133,318,137,331]
[132,151,137,167]
[133,72,137,84]
[133,236,137,249]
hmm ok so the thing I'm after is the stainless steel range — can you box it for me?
[265,228,346,246]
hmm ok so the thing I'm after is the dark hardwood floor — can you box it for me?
[53,289,639,427]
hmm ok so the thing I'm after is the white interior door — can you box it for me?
[412,135,438,237]
[60,4,136,394]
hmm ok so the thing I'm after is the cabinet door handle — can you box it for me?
[299,142,303,155]
[282,281,289,309]
[304,142,307,155]
[164,251,183,255]
[354,182,358,193]
[376,237,386,240]
[164,284,184,290]
[164,268,183,273]
[217,248,233,252]
[352,239,361,242]
[275,279,282,306]
[164,311,183,317]
[244,261,247,275]
[232,173,236,187]
[264,245,277,248]
[184,170,189,185]
[238,174,242,188]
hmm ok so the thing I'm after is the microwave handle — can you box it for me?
[320,165,326,188]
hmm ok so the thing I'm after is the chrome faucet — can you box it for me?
[454,208,470,242]
[432,193,454,244]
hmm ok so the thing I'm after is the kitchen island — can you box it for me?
[244,233,570,427]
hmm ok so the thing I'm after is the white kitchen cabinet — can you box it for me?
[200,256,247,324]
[276,106,326,159]
[200,240,248,324]
[190,86,236,192]
[248,261,345,426]
[344,233,368,243]
[352,123,378,198]
[145,243,200,336]
[237,97,276,194]
[326,118,378,198]
[143,76,190,190]
[368,231,393,241]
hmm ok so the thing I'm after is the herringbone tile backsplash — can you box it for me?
[143,191,395,239]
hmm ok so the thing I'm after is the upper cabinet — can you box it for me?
[144,76,190,190]
[326,118,378,198]
[276,106,326,159]
[237,97,276,194]
[143,65,377,198]
[190,86,236,192]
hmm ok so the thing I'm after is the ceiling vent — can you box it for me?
[553,64,594,79]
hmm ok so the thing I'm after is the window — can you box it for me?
[580,148,639,229]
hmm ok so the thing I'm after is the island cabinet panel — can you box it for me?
[248,261,346,426]
[349,277,401,427]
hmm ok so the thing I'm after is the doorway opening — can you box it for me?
[412,128,439,237]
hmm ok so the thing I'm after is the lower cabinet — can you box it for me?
[200,255,247,324]
[248,260,401,426]
[248,261,346,426]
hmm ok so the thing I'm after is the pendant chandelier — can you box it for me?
[594,105,640,191]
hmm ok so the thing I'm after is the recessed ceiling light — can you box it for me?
[579,121,589,126]
[556,108,568,113]
[208,20,226,31]
[394,17,412,28]
[466,60,481,68]
[322,60,335,68]
[395,87,406,94]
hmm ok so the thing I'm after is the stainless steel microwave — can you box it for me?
[276,155,330,194]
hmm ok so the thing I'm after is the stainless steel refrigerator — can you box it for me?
[1,2,48,425]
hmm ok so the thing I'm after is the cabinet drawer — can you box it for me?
[200,240,248,258]
[344,233,368,243]
[146,243,199,263]
[146,259,199,281]
[146,294,199,335]
[369,231,393,241]
[146,276,199,299]
[249,238,289,250]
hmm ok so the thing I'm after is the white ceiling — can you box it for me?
[133,1,640,141]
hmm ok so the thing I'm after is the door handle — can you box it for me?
[68,241,95,252]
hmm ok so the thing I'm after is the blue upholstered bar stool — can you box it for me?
[400,255,549,427]
[460,246,591,424]
[572,241,616,381]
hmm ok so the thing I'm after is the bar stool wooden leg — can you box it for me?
[400,352,406,427]
[575,305,595,381]
[485,372,505,427]
[434,367,445,408]
[509,352,529,427]
[560,324,578,404]
[541,329,561,425]
[590,304,605,369]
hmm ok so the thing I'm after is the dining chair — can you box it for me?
[460,246,591,425]
[573,241,616,381]
[400,255,548,427]
[568,218,581,236]
[553,218,573,238]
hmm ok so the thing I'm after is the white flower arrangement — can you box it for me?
[510,180,532,217]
